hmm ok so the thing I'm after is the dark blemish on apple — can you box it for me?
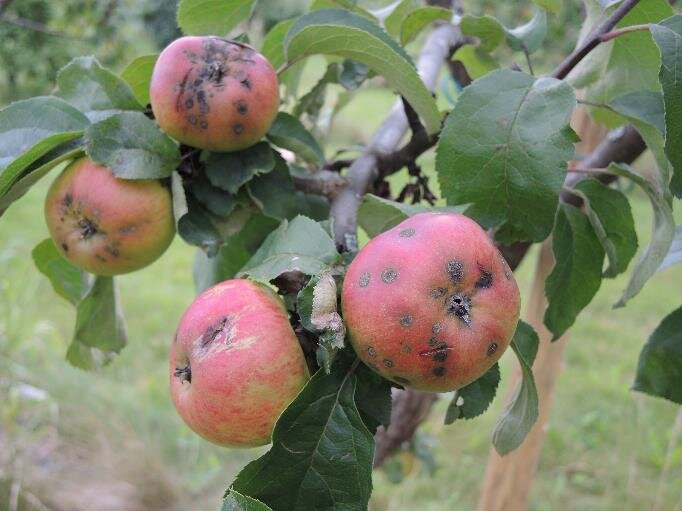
[95,254,106,262]
[206,61,224,83]
[420,342,450,360]
[175,70,192,112]
[185,98,194,109]
[235,100,248,115]
[240,77,252,90]
[430,287,446,299]
[119,225,137,235]
[400,314,413,327]
[188,114,198,125]
[383,358,394,368]
[401,343,411,354]
[104,245,120,258]
[62,193,73,207]
[78,218,98,239]
[446,293,472,326]
[201,316,233,348]
[200,121,209,129]
[197,90,209,114]
[193,79,203,87]
[394,376,410,385]
[487,342,498,357]
[174,365,192,384]
[433,349,449,362]
[367,346,377,357]
[475,265,493,289]
[381,267,398,284]
[432,323,442,334]
[233,123,245,135]
[359,271,371,287]
[428,337,439,347]
[61,243,69,252]
[433,366,446,377]
[446,259,464,284]
[399,228,415,238]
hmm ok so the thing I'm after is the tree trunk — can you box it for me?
[476,106,608,511]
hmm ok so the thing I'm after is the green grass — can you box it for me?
[1,84,681,510]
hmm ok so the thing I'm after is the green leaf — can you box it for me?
[544,204,605,340]
[572,179,638,278]
[658,226,682,272]
[0,96,89,174]
[267,113,324,165]
[285,9,442,134]
[120,54,158,107]
[205,142,276,194]
[189,173,238,217]
[570,0,673,126]
[67,276,127,370]
[310,0,376,20]
[451,45,499,80]
[85,111,180,179]
[505,8,547,54]
[608,91,670,190]
[193,214,279,293]
[492,332,539,456]
[239,215,339,281]
[177,200,223,257]
[460,15,505,53]
[32,239,84,305]
[293,63,339,121]
[445,363,500,424]
[177,0,257,36]
[232,356,373,511]
[607,163,675,308]
[261,19,295,70]
[533,0,560,14]
[651,15,682,197]
[357,194,466,238]
[56,56,142,120]
[384,0,420,37]
[436,70,576,243]
[338,59,370,91]
[511,320,539,366]
[400,6,452,46]
[222,491,272,511]
[633,306,682,404]
[355,362,392,433]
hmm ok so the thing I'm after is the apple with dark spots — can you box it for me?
[44,156,175,276]
[342,212,521,393]
[170,279,309,448]
[150,36,279,152]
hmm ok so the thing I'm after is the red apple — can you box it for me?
[170,279,309,447]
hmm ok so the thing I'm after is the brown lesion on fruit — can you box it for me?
[474,263,493,289]
[240,77,252,90]
[420,341,451,362]
[446,259,464,284]
[61,242,69,253]
[174,364,192,384]
[383,358,394,368]
[446,292,472,326]
[433,366,446,377]
[78,218,99,240]
[367,346,377,357]
[399,228,415,238]
[62,193,73,207]
[235,100,248,115]
[103,244,120,258]
[94,254,107,262]
[381,267,398,284]
[200,315,236,349]
[487,342,498,357]
[401,343,412,354]
[359,271,371,287]
[233,123,245,135]
[430,287,446,299]
[432,323,442,334]
[399,314,413,327]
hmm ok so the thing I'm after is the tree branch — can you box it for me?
[551,0,642,80]
[292,170,347,198]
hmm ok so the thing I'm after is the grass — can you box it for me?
[1,76,681,510]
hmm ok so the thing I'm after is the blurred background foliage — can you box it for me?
[1,1,681,510]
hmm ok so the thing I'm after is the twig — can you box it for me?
[522,45,534,76]
[600,23,650,42]
[292,170,347,198]
[566,167,616,175]
[552,0,642,80]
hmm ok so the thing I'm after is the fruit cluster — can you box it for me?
[43,36,520,449]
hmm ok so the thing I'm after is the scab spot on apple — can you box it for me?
[430,287,446,299]
[433,366,446,377]
[359,271,371,287]
[487,342,498,357]
[446,259,464,284]
[399,228,415,238]
[474,264,493,289]
[400,314,413,327]
[367,346,377,357]
[383,358,394,368]
[381,267,398,284]
[446,293,472,326]
[200,315,235,349]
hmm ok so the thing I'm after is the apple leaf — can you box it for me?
[533,0,560,13]
[285,9,442,134]
[492,325,540,456]
[56,56,142,121]
[505,8,547,54]
[445,363,500,423]
[436,69,576,243]
[239,216,339,281]
[651,15,682,197]
[261,19,295,70]
[354,362,392,433]
[633,306,682,404]
[400,6,452,46]
[384,0,420,37]
[67,275,127,370]
[189,173,239,218]
[452,45,499,80]
[205,142,276,194]
[32,239,84,305]
[232,355,374,511]
[460,15,506,52]
[85,111,180,179]
[657,226,682,273]
[177,0,257,36]
[608,163,674,308]
[222,491,272,511]
[572,179,638,278]
[267,113,324,165]
[177,196,223,257]
[120,54,158,107]
[544,204,605,340]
